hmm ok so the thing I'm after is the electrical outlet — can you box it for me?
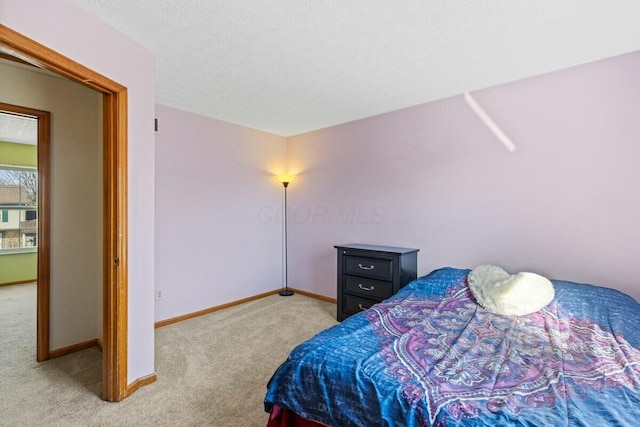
[155,289,163,300]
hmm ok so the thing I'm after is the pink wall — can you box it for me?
[287,50,640,303]
[154,104,287,321]
[1,0,156,382]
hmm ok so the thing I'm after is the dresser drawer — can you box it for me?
[343,275,392,300]
[336,244,419,321]
[343,294,378,315]
[344,256,392,281]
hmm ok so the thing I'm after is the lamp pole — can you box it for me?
[279,179,293,296]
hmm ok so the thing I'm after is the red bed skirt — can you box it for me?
[267,405,330,427]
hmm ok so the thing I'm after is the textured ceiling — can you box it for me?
[69,1,640,137]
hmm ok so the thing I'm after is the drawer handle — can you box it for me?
[358,284,375,291]
[358,263,375,271]
[358,303,368,311]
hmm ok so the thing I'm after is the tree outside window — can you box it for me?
[0,167,38,251]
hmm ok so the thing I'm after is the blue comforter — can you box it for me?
[264,268,640,426]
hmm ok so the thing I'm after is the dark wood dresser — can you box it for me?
[335,244,419,321]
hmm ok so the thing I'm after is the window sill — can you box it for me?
[0,248,37,255]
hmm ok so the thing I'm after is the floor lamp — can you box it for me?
[277,174,295,296]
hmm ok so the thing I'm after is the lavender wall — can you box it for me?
[154,104,287,321]
[1,0,156,382]
[287,51,640,303]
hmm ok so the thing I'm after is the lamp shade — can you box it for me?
[277,173,295,184]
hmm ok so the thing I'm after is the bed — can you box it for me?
[264,267,640,426]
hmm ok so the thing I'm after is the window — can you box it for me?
[0,167,37,251]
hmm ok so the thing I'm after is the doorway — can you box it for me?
[0,25,129,401]
[0,105,50,361]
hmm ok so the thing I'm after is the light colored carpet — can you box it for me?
[0,283,338,426]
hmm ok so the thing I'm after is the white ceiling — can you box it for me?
[69,1,640,137]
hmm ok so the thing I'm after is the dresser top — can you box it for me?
[334,243,419,255]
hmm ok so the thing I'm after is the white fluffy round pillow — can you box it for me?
[467,265,555,316]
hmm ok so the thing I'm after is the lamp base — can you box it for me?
[279,289,294,296]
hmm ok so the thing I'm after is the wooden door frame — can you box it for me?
[0,25,129,402]
[0,102,51,362]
